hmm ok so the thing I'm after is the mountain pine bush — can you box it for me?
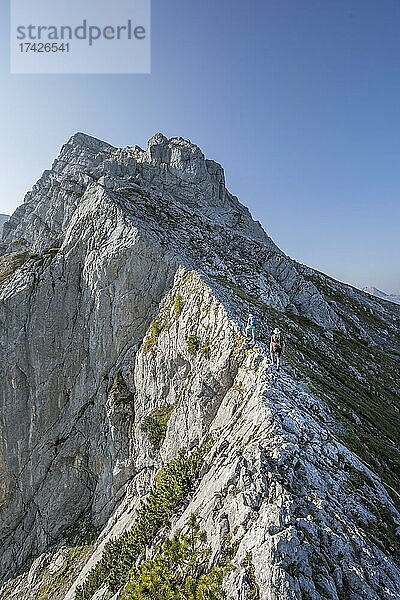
[141,405,174,448]
[75,447,205,599]
[120,515,226,600]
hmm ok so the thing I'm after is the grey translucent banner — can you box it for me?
[11,0,151,74]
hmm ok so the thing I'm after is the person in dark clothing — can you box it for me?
[270,327,285,370]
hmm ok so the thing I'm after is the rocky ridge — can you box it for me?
[363,286,400,306]
[0,133,399,600]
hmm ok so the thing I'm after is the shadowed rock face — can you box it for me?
[0,133,399,600]
[0,215,9,236]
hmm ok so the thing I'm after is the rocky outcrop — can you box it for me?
[0,133,399,600]
[0,215,9,236]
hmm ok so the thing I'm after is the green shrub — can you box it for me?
[141,405,174,447]
[109,371,134,404]
[30,247,61,267]
[41,247,61,259]
[0,248,62,287]
[120,515,226,600]
[174,292,184,319]
[187,334,200,355]
[0,251,30,286]
[201,338,212,359]
[143,319,163,353]
[75,447,205,600]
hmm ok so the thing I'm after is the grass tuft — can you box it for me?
[141,405,174,448]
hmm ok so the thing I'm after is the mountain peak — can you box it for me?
[147,132,169,147]
[2,131,270,260]
[66,131,115,151]
[0,132,399,600]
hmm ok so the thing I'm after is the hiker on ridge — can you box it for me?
[270,327,285,371]
[245,313,257,344]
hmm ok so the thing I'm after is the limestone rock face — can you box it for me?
[0,215,9,236]
[0,133,399,600]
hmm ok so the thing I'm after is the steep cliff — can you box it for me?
[0,215,9,236]
[0,133,399,600]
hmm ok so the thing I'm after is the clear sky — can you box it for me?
[1,0,399,293]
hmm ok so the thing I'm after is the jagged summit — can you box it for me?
[0,132,337,330]
[2,131,260,252]
[61,130,225,188]
[0,133,399,600]
[66,131,116,150]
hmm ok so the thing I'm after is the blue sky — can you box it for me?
[1,0,399,292]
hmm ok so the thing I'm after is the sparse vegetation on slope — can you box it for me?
[33,525,99,600]
[120,515,227,600]
[0,248,61,288]
[75,447,205,599]
[174,292,184,319]
[214,272,400,513]
[109,371,134,404]
[271,308,400,513]
[143,319,164,353]
[141,404,174,448]
[0,251,30,285]
[187,334,201,355]
[34,547,91,600]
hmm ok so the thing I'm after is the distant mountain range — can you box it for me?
[363,286,400,305]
